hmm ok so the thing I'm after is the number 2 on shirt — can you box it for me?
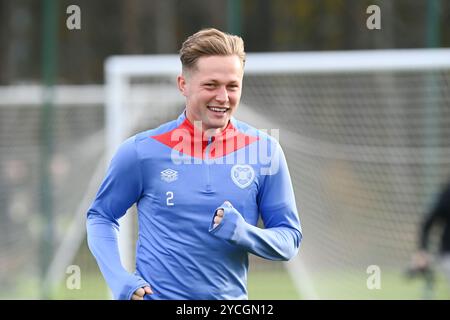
[166,191,174,206]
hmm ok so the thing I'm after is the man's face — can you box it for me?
[177,55,244,133]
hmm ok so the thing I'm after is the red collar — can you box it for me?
[151,118,259,159]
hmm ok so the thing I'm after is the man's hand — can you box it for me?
[131,286,153,300]
[214,201,232,228]
[213,208,224,228]
[210,201,247,243]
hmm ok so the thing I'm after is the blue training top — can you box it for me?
[86,111,302,300]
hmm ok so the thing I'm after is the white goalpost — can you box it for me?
[105,49,450,299]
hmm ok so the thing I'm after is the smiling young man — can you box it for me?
[179,54,242,133]
[86,28,302,300]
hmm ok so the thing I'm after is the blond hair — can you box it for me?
[179,28,246,73]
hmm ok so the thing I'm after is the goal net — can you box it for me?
[0,85,107,298]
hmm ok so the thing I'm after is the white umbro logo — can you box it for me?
[161,168,178,183]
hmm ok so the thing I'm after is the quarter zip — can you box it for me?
[204,136,213,192]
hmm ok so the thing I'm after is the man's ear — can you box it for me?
[177,74,187,97]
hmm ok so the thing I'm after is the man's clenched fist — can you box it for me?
[213,201,232,228]
[213,208,224,228]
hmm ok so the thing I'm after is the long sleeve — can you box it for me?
[86,136,149,300]
[209,142,302,261]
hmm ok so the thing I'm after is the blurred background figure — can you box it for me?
[409,179,450,298]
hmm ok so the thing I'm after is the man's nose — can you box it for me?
[215,86,228,103]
